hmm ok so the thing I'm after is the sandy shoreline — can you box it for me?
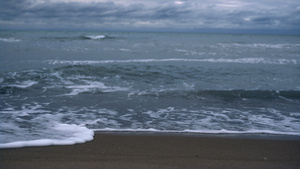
[1,132,300,169]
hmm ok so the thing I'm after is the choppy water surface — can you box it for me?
[1,31,300,148]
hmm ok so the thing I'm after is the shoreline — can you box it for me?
[94,130,300,140]
[1,132,300,169]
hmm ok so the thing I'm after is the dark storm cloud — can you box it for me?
[0,0,299,32]
[2,1,120,21]
[0,0,193,30]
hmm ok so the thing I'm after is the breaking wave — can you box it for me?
[82,35,106,40]
[0,37,21,42]
[47,58,299,65]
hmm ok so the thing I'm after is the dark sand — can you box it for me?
[1,133,300,169]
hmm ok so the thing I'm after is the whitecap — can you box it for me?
[65,80,129,95]
[0,38,21,42]
[119,48,131,52]
[47,58,299,65]
[175,49,188,53]
[221,43,300,49]
[6,80,38,88]
[84,35,105,40]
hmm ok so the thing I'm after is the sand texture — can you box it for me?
[1,133,300,169]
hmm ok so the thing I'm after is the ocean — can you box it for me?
[0,31,300,148]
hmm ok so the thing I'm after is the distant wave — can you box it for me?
[0,37,21,42]
[82,35,106,40]
[40,35,109,41]
[219,43,300,49]
[47,58,299,65]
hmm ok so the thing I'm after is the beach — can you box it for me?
[1,2,300,168]
[1,132,300,169]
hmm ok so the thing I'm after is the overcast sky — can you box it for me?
[1,0,300,33]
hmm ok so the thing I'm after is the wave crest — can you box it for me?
[47,58,299,65]
[83,35,106,40]
[0,38,21,42]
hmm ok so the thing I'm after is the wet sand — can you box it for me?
[1,133,300,169]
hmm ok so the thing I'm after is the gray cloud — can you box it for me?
[1,0,299,33]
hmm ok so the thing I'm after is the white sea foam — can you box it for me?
[5,80,38,88]
[65,80,129,95]
[47,58,299,65]
[1,105,51,117]
[94,128,300,136]
[1,104,299,149]
[0,38,21,42]
[175,49,206,56]
[200,58,299,65]
[175,49,188,53]
[0,124,94,149]
[84,35,105,40]
[119,48,131,52]
[220,43,300,49]
[2,32,300,149]
[90,106,300,136]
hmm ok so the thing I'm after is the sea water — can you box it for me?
[0,31,300,148]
